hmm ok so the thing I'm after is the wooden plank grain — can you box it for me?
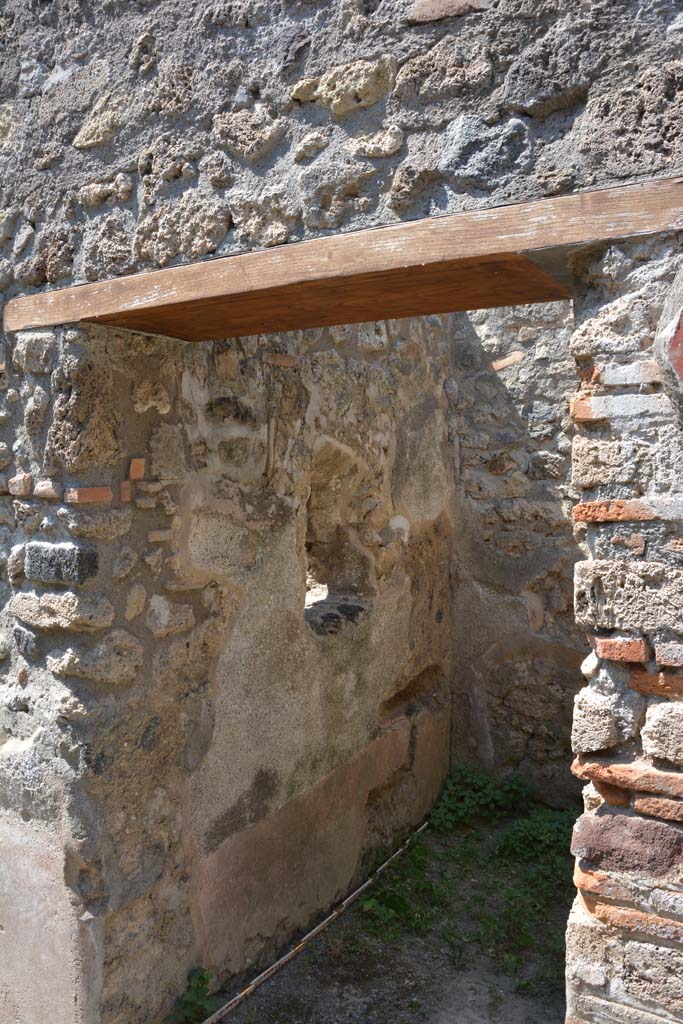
[4,176,683,341]
[90,255,570,341]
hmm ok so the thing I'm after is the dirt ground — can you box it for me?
[224,812,571,1024]
[226,920,565,1024]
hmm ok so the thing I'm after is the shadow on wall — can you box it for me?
[446,300,588,807]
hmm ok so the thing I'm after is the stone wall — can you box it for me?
[449,299,585,804]
[2,1,683,1022]
[0,315,456,1023]
[566,237,683,1024]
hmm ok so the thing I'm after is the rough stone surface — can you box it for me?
[642,704,683,767]
[10,589,115,632]
[1,4,683,1023]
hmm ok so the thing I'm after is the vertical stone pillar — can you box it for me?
[0,323,227,1023]
[566,248,683,1023]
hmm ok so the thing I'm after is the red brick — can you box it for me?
[33,479,62,501]
[569,395,597,422]
[654,642,683,668]
[8,472,32,497]
[629,668,683,698]
[581,893,683,943]
[147,529,174,543]
[129,458,145,481]
[633,794,683,823]
[573,864,633,903]
[592,779,630,807]
[572,756,683,801]
[491,351,524,372]
[572,499,656,523]
[593,636,648,663]
[610,532,646,556]
[120,480,132,503]
[64,486,113,505]
[216,350,239,380]
[263,352,302,368]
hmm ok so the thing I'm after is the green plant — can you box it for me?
[167,968,224,1024]
[430,764,531,831]
[361,838,445,937]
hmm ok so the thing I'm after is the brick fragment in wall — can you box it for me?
[573,496,683,523]
[633,794,683,823]
[642,704,683,766]
[592,636,648,663]
[581,893,683,944]
[129,458,145,480]
[570,392,671,423]
[573,757,683,800]
[571,811,683,878]
[64,486,113,504]
[8,473,31,497]
[24,541,98,586]
[594,359,662,386]
[629,668,683,698]
[574,560,683,632]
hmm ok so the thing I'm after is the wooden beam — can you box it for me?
[4,177,683,343]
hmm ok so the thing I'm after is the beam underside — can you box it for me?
[89,256,570,342]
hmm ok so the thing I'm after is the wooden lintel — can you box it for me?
[4,176,683,343]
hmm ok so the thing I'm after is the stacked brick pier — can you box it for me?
[566,245,683,1024]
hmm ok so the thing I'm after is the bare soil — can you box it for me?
[225,824,569,1024]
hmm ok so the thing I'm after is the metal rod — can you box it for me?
[201,821,430,1024]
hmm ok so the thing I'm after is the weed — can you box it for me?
[430,764,531,831]
[441,926,472,969]
[167,968,224,1024]
[357,763,576,1001]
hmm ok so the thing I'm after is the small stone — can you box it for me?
[7,544,25,582]
[33,479,63,500]
[49,629,144,686]
[571,689,619,753]
[112,545,138,579]
[212,107,283,162]
[293,130,328,162]
[132,381,171,415]
[145,595,194,639]
[73,91,124,149]
[642,704,683,766]
[0,443,10,469]
[12,331,57,374]
[10,590,115,632]
[24,542,98,587]
[348,126,404,159]
[125,583,147,621]
[293,57,397,117]
[8,473,32,497]
[407,0,489,22]
[216,350,239,380]
[60,507,133,540]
